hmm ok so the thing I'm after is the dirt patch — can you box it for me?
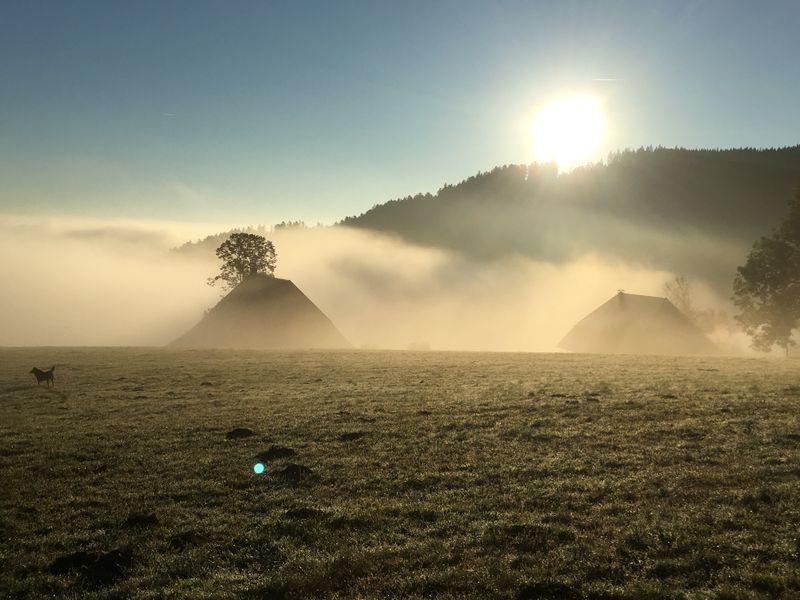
[285,506,324,519]
[274,463,313,481]
[255,445,296,461]
[168,530,207,549]
[407,509,438,523]
[48,547,133,586]
[517,581,581,600]
[337,431,366,442]
[123,512,158,528]
[226,427,255,440]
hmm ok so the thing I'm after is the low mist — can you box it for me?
[272,226,739,352]
[0,217,219,346]
[0,217,744,352]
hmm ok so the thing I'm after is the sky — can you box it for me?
[1,0,799,226]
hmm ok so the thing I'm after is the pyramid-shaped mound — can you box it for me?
[171,274,349,349]
[559,291,718,356]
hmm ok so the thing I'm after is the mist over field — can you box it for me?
[6,147,799,351]
[0,216,742,352]
[268,226,730,352]
[0,217,220,346]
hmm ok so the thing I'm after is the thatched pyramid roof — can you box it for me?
[171,274,348,349]
[559,291,717,355]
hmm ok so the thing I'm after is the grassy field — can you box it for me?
[1,349,799,599]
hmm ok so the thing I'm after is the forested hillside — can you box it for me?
[342,146,800,290]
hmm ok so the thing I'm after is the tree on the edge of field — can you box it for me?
[208,232,277,291]
[733,190,800,356]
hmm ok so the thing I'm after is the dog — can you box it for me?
[30,366,56,387]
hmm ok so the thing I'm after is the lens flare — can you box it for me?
[253,462,265,474]
[530,96,603,171]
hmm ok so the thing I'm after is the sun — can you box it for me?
[530,96,603,171]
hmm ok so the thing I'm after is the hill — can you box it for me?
[171,274,348,349]
[342,146,800,291]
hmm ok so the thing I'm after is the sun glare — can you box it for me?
[530,96,603,171]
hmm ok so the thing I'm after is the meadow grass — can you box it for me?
[1,349,799,599]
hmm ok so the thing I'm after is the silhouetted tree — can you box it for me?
[208,232,277,291]
[664,274,730,335]
[664,275,695,319]
[274,220,307,230]
[733,191,800,356]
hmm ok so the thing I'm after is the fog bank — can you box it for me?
[0,217,220,346]
[0,218,741,352]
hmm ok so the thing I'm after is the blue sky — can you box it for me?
[1,1,798,224]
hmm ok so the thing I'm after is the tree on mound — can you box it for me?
[208,232,277,291]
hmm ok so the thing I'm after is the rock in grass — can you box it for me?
[226,427,255,440]
[123,511,158,528]
[254,445,296,461]
[274,463,313,481]
[49,547,133,586]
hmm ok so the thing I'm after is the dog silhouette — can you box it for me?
[30,366,56,387]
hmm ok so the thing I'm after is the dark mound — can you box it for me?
[255,445,296,461]
[49,547,132,586]
[516,581,581,600]
[226,427,255,440]
[49,550,96,575]
[123,512,158,528]
[337,431,366,442]
[171,274,348,350]
[407,509,438,523]
[285,506,324,519]
[168,530,208,549]
[274,463,314,481]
